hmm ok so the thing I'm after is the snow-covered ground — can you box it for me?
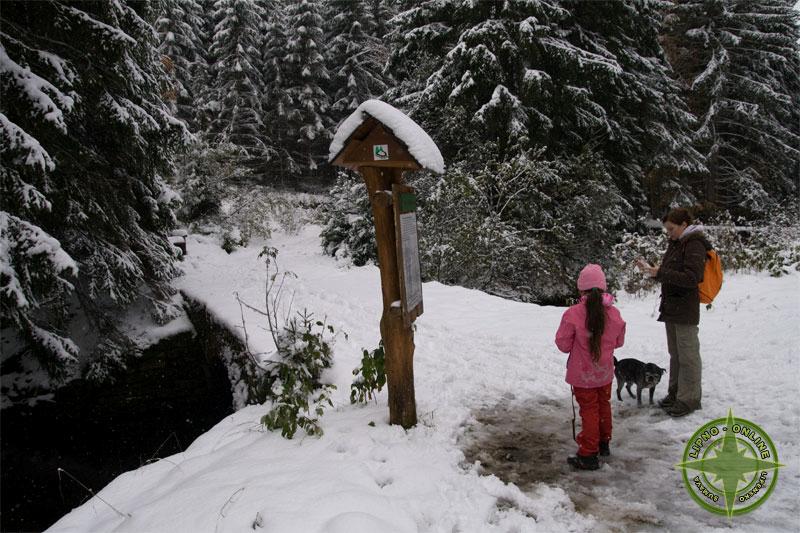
[48,226,800,532]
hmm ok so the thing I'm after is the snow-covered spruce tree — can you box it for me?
[260,0,299,182]
[206,0,274,166]
[282,0,331,177]
[188,0,218,134]
[365,0,396,40]
[324,0,390,115]
[561,0,705,209]
[155,0,206,128]
[317,153,630,302]
[662,0,800,216]
[388,0,704,212]
[387,0,540,159]
[1,1,188,382]
[319,171,376,266]
[413,148,631,303]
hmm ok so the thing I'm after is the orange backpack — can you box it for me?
[699,249,723,305]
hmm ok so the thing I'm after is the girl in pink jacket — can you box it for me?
[555,264,626,470]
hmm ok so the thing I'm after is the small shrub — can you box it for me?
[350,341,386,404]
[238,247,341,439]
[221,226,246,254]
[261,310,337,438]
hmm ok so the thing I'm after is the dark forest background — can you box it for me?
[2,0,798,390]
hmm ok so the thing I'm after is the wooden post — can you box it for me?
[361,166,417,428]
[330,107,441,429]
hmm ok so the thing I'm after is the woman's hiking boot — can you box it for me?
[658,395,676,409]
[567,454,600,470]
[666,400,699,417]
[599,441,610,457]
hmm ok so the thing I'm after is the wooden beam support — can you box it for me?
[361,166,417,429]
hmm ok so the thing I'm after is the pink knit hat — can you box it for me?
[577,264,607,291]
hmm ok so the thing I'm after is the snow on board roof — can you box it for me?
[328,99,445,174]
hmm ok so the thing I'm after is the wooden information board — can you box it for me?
[393,184,423,326]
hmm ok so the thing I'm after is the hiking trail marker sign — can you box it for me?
[373,144,389,160]
[330,101,443,429]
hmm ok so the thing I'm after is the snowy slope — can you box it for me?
[48,226,800,532]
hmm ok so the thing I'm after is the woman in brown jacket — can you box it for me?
[637,208,711,417]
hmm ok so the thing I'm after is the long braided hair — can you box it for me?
[585,287,606,362]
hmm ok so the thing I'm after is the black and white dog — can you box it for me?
[613,357,667,406]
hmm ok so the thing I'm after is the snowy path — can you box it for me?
[48,226,800,532]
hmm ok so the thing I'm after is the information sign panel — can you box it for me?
[393,185,423,324]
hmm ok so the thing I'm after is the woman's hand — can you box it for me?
[635,258,659,278]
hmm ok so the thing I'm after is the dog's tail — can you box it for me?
[613,356,618,366]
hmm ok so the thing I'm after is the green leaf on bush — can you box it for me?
[350,341,387,404]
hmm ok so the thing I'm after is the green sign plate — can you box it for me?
[399,192,416,213]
